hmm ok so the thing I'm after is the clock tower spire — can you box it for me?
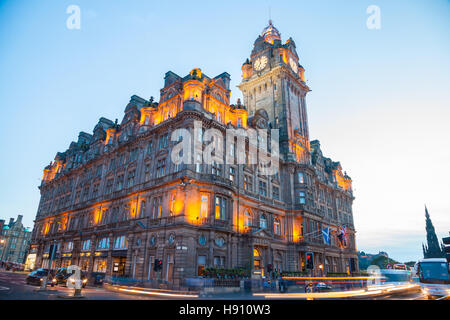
[238,22,310,163]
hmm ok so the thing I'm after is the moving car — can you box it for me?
[315,282,333,292]
[53,268,88,288]
[25,269,55,286]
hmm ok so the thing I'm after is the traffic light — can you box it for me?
[154,259,162,272]
[267,264,273,273]
[443,236,450,263]
[305,252,314,269]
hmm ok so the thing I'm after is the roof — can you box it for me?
[418,258,447,263]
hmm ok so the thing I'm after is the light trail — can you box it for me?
[254,283,419,299]
[118,288,198,298]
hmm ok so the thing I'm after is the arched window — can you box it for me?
[274,218,281,235]
[260,214,267,229]
[244,210,252,227]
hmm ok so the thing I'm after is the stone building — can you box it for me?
[31,22,358,284]
[0,215,32,264]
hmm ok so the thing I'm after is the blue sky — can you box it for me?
[0,0,449,262]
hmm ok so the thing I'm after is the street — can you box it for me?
[0,271,437,300]
[0,271,160,300]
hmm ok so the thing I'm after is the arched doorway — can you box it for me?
[253,247,264,277]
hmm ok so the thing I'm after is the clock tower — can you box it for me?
[238,21,311,163]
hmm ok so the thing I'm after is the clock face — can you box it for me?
[289,58,298,74]
[254,55,268,71]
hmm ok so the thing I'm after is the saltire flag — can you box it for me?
[322,227,331,245]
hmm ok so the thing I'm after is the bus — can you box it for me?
[416,258,450,299]
[393,264,407,270]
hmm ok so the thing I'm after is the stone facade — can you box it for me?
[0,215,32,264]
[31,22,358,284]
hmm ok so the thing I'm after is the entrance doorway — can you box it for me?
[253,248,264,277]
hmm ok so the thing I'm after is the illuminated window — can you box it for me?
[244,175,253,192]
[96,237,109,250]
[299,192,306,204]
[274,219,281,235]
[152,197,162,219]
[139,201,146,218]
[114,236,127,249]
[229,167,235,182]
[81,239,91,251]
[244,210,252,227]
[215,196,227,220]
[197,255,206,276]
[200,195,208,218]
[298,172,305,184]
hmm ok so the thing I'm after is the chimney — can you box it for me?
[17,215,23,222]
[9,218,14,226]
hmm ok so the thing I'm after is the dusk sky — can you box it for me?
[0,0,449,262]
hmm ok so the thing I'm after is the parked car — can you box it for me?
[53,268,88,288]
[25,269,55,286]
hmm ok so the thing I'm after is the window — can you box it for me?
[299,192,306,204]
[114,236,127,249]
[244,210,252,227]
[152,197,162,219]
[105,178,113,194]
[116,174,124,191]
[298,172,305,184]
[212,161,222,176]
[127,169,136,188]
[274,218,281,235]
[139,201,146,218]
[159,134,169,149]
[144,163,151,181]
[92,183,99,198]
[200,195,208,218]
[273,186,280,200]
[100,209,109,225]
[244,175,253,192]
[156,159,166,178]
[259,180,267,197]
[229,167,235,182]
[65,241,73,252]
[81,239,91,251]
[197,255,206,276]
[260,214,267,229]
[96,237,109,250]
[215,196,227,220]
[147,141,153,154]
[214,256,225,268]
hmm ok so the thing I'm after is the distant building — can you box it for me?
[422,206,444,258]
[0,215,32,264]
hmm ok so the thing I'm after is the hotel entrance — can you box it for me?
[253,248,264,277]
[112,257,126,276]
